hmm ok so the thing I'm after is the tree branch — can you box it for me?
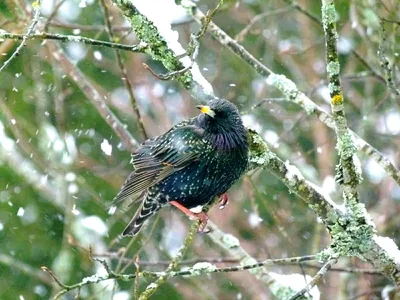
[180,0,400,187]
[47,245,318,299]
[0,31,147,53]
[0,0,41,72]
[138,220,201,299]
[111,0,214,102]
[99,0,148,140]
[289,258,337,300]
[321,0,362,207]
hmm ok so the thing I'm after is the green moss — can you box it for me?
[316,248,335,261]
[270,283,300,300]
[328,82,340,94]
[327,61,340,76]
[191,262,217,276]
[328,202,376,257]
[326,209,339,225]
[241,257,258,275]
[116,0,193,89]
[267,74,298,101]
[221,233,240,249]
[321,2,337,30]
[336,131,356,159]
[297,183,307,192]
[247,129,276,169]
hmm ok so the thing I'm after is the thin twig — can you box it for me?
[138,220,201,300]
[284,0,392,91]
[93,254,241,265]
[134,256,140,300]
[143,62,191,81]
[378,20,400,96]
[89,246,115,276]
[300,263,383,275]
[380,17,400,25]
[250,98,287,110]
[0,31,146,53]
[289,258,338,300]
[91,253,383,275]
[282,0,321,26]
[100,0,147,140]
[46,41,139,151]
[119,216,161,273]
[48,250,319,299]
[0,0,41,73]
[235,6,293,42]
[351,48,386,84]
[41,266,70,289]
[46,18,193,31]
[47,21,132,31]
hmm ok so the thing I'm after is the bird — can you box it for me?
[113,98,249,236]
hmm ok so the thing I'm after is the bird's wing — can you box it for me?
[112,124,206,205]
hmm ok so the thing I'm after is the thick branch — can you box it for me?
[111,0,214,102]
[248,129,341,223]
[321,0,361,206]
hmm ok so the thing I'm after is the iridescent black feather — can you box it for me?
[113,98,249,236]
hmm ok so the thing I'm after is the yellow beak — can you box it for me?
[196,105,215,118]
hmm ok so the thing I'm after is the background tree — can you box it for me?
[0,0,399,299]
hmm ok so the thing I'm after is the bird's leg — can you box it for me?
[170,201,209,233]
[218,193,229,210]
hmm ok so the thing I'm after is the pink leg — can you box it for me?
[219,193,229,210]
[170,201,209,233]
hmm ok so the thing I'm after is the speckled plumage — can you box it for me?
[113,98,249,236]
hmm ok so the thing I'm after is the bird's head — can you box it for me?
[196,98,247,150]
[196,98,242,132]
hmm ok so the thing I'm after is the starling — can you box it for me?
[113,98,249,236]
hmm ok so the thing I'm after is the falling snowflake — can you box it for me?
[71,204,80,216]
[17,207,25,217]
[101,139,112,156]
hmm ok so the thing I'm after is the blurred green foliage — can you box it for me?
[0,0,399,299]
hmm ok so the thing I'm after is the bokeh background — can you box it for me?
[1,0,400,299]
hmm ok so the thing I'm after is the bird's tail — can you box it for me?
[122,197,161,236]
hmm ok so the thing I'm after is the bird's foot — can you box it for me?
[170,201,210,233]
[218,193,229,210]
[195,212,210,233]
